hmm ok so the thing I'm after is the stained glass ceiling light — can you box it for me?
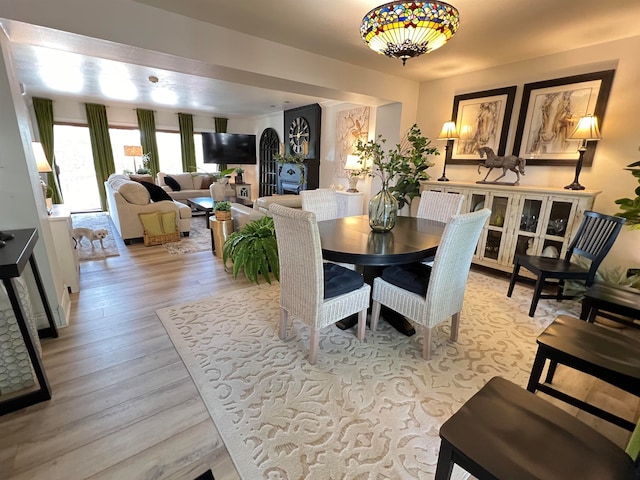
[360,1,460,66]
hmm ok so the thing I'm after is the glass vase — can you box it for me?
[369,182,398,232]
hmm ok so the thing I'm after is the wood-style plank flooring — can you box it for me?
[1,227,251,479]
[1,223,638,479]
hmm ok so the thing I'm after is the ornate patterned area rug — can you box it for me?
[156,271,583,479]
[71,212,120,261]
[164,215,212,255]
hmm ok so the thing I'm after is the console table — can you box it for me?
[0,228,57,415]
[422,181,601,273]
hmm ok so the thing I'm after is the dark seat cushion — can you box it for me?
[381,263,431,296]
[323,263,364,299]
[164,175,181,191]
[140,181,173,202]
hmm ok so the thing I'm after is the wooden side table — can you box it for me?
[0,228,58,415]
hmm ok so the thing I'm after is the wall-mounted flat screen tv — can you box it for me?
[202,132,257,165]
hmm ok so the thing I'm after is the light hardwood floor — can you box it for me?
[1,225,638,479]
[1,227,252,479]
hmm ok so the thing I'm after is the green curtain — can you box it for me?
[178,113,196,173]
[85,103,116,211]
[214,117,228,171]
[32,97,63,203]
[136,109,160,177]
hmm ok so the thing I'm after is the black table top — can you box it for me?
[0,228,39,278]
[317,215,445,266]
[187,197,214,209]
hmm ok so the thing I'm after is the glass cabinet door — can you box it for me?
[519,199,543,234]
[540,200,574,258]
[511,198,543,263]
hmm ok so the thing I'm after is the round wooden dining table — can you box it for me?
[317,215,446,334]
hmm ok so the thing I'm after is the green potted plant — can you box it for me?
[214,200,232,221]
[222,216,279,284]
[615,147,640,229]
[354,124,438,231]
[235,167,245,184]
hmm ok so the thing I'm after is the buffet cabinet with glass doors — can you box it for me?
[421,181,601,273]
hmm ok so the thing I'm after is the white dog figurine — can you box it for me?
[73,228,108,249]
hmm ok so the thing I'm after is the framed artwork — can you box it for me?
[512,70,615,166]
[334,106,370,178]
[447,86,517,165]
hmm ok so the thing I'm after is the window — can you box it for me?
[54,125,102,212]
[53,124,210,212]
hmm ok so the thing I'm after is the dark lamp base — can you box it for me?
[564,182,586,190]
[346,188,359,193]
[437,176,450,182]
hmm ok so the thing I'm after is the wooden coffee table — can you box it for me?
[186,197,214,229]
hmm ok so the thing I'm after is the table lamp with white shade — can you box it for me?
[436,121,459,182]
[565,114,601,190]
[344,154,367,192]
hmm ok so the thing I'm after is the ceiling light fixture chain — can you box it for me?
[360,1,460,66]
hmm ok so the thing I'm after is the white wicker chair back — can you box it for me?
[300,188,338,221]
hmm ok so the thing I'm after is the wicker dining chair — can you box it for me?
[416,190,464,222]
[270,203,371,364]
[417,191,465,267]
[370,208,491,360]
[300,188,339,221]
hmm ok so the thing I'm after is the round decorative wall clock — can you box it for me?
[288,116,310,154]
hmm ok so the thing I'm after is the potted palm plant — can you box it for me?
[222,216,279,284]
[214,200,232,221]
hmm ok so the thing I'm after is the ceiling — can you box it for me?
[3,0,640,117]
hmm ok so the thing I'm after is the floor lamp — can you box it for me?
[437,121,459,182]
[124,145,143,173]
[565,115,600,190]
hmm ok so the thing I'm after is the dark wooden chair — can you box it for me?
[527,314,640,431]
[507,210,625,317]
[580,282,640,327]
[435,376,639,480]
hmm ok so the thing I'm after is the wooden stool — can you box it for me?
[527,314,640,431]
[580,283,640,328]
[435,377,636,480]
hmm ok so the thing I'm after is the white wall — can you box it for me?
[0,33,65,327]
[416,35,640,270]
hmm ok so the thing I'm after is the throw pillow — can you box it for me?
[173,173,195,190]
[164,175,181,191]
[161,212,177,233]
[129,174,153,183]
[200,175,214,190]
[140,181,173,202]
[139,212,164,236]
[117,180,150,205]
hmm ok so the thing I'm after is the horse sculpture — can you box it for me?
[477,146,526,185]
